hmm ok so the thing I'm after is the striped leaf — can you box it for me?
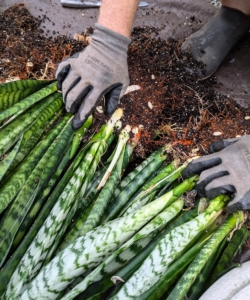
[5,143,99,297]
[81,200,210,300]
[0,81,57,122]
[0,80,51,112]
[0,113,71,214]
[0,92,61,157]
[0,138,22,181]
[61,200,184,300]
[1,97,63,181]
[18,184,188,300]
[0,151,80,297]
[167,211,244,300]
[112,195,227,299]
[56,134,117,253]
[0,117,74,266]
[23,176,196,299]
[138,230,216,300]
[4,110,123,299]
[61,142,127,250]
[42,195,80,266]
[11,144,72,252]
[60,127,135,250]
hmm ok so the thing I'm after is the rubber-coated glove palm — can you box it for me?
[182,135,250,212]
[56,23,131,129]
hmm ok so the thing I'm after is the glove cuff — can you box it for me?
[93,23,131,52]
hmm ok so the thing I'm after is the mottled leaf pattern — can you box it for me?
[0,80,51,112]
[11,144,72,251]
[0,113,70,214]
[60,200,184,300]
[0,137,22,181]
[0,118,73,266]
[4,114,121,299]
[0,92,60,157]
[167,212,244,300]
[112,198,225,299]
[0,81,57,122]
[60,130,133,250]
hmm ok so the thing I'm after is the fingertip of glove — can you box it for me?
[226,201,244,214]
[105,85,123,115]
[205,184,236,200]
[181,167,195,179]
[227,191,250,213]
[56,64,71,86]
[181,160,206,178]
[57,81,62,92]
[72,116,84,130]
[183,157,222,178]
[209,139,238,153]
[209,140,225,153]
[105,100,119,115]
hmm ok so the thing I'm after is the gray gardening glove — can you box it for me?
[56,23,131,129]
[182,135,250,213]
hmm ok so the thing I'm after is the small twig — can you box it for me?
[174,50,179,61]
[41,61,50,80]
[199,143,208,154]
[182,84,207,113]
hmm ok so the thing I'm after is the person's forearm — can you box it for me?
[98,0,140,37]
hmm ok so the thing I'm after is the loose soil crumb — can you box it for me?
[1,4,250,251]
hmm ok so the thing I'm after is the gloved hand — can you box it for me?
[182,135,250,212]
[56,23,131,129]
